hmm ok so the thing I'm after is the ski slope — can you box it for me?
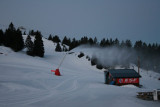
[0,36,160,107]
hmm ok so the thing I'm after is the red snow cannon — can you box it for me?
[51,69,61,76]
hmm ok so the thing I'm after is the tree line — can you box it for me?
[48,34,160,72]
[0,22,44,57]
[48,34,160,53]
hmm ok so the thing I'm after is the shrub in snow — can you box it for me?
[78,52,84,58]
[91,56,97,66]
[86,55,90,61]
[96,64,103,70]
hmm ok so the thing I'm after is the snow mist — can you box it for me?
[77,45,138,68]
[91,46,137,68]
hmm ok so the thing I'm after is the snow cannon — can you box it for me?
[50,53,68,76]
[51,69,61,76]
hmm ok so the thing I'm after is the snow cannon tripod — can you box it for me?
[51,52,73,76]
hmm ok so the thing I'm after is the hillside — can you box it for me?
[0,36,160,107]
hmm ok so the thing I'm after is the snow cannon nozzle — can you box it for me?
[51,69,61,76]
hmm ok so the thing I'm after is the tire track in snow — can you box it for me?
[29,76,80,106]
[0,76,79,106]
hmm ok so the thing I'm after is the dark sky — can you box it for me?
[0,0,160,43]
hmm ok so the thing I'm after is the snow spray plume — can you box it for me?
[91,46,138,68]
[77,44,160,72]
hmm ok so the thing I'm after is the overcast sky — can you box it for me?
[0,0,160,43]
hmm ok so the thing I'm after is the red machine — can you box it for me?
[51,53,67,76]
[51,69,61,76]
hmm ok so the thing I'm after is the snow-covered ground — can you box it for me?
[0,36,160,107]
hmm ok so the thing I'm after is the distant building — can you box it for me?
[104,69,141,86]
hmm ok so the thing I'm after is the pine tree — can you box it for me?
[109,38,113,46]
[100,38,106,47]
[69,38,79,50]
[4,22,16,47]
[93,37,97,44]
[114,38,119,46]
[4,23,24,51]
[48,34,52,40]
[62,36,71,46]
[25,35,34,56]
[52,35,61,43]
[62,36,68,45]
[23,31,26,35]
[0,29,4,45]
[69,39,75,50]
[89,38,94,45]
[134,40,142,50]
[80,36,88,44]
[29,30,35,36]
[105,39,110,47]
[67,38,71,46]
[8,22,16,31]
[142,42,147,50]
[55,43,62,52]
[120,40,125,48]
[11,29,24,52]
[33,31,44,57]
[125,40,132,48]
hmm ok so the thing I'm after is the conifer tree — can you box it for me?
[55,43,62,52]
[105,39,110,47]
[100,38,106,47]
[23,31,26,35]
[89,38,94,45]
[52,35,61,43]
[25,35,34,56]
[4,22,16,47]
[109,38,113,46]
[8,22,16,31]
[93,37,97,44]
[114,38,120,46]
[62,36,68,45]
[142,42,147,50]
[62,36,71,46]
[48,34,52,40]
[120,40,125,48]
[81,36,88,44]
[29,30,35,36]
[69,38,78,50]
[33,31,44,57]
[12,29,24,52]
[4,23,24,51]
[125,40,132,48]
[0,29,4,45]
[134,40,142,50]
